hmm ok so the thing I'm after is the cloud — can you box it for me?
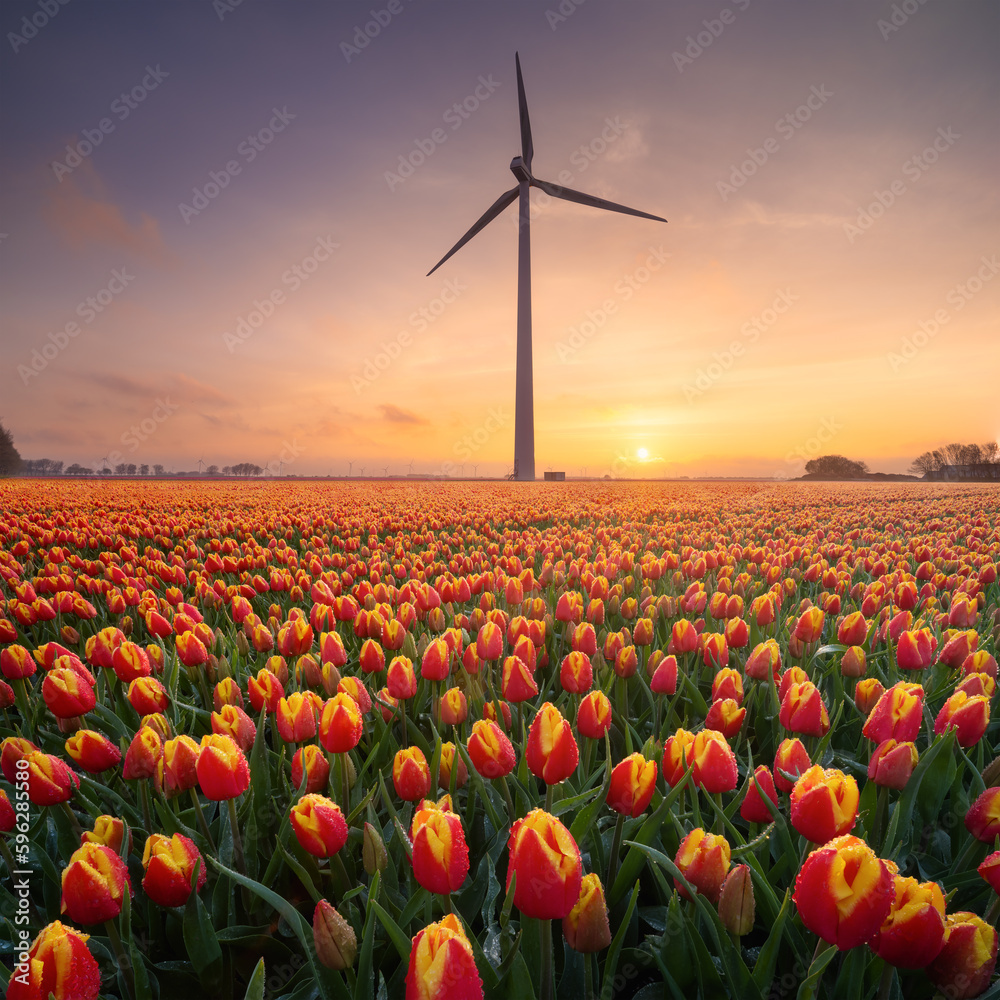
[85,371,233,407]
[44,161,175,264]
[378,404,428,425]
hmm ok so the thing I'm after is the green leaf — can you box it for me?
[751,889,792,994]
[370,898,413,963]
[243,958,267,1000]
[355,872,379,1000]
[600,880,640,1000]
[795,940,836,1000]
[183,865,223,993]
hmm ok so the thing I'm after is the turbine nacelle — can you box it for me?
[509,155,531,184]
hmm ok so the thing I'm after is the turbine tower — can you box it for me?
[428,53,666,481]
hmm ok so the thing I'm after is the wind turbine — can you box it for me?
[348,460,354,477]
[428,53,666,482]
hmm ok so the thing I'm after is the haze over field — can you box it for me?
[1,0,998,478]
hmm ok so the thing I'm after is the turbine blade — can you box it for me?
[515,53,534,170]
[427,186,520,275]
[530,177,666,223]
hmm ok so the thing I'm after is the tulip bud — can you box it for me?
[6,921,101,1000]
[65,730,121,774]
[410,797,469,894]
[142,833,206,907]
[290,794,349,857]
[196,733,250,801]
[60,842,132,924]
[718,863,754,935]
[689,729,738,793]
[934,690,990,747]
[405,913,483,1000]
[607,753,657,817]
[576,689,612,739]
[563,873,612,953]
[393,746,432,802]
[661,729,695,787]
[674,828,731,903]
[506,809,582,919]
[466,719,516,779]
[363,821,388,874]
[870,875,946,968]
[313,899,358,971]
[793,835,893,949]
[854,677,884,716]
[790,766,859,844]
[978,850,1000,894]
[80,815,129,854]
[927,912,998,999]
[840,646,866,677]
[740,765,778,823]
[965,786,1000,842]
[862,682,924,744]
[867,739,918,790]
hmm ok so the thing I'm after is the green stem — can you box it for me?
[138,780,153,835]
[400,698,408,747]
[606,811,626,893]
[227,796,245,875]
[985,893,1000,925]
[954,834,984,872]
[539,916,554,1000]
[876,961,895,1000]
[0,835,15,875]
[584,952,595,1000]
[60,800,84,839]
[545,781,554,813]
[340,752,350,817]
[499,774,516,825]
[872,785,888,851]
[190,788,217,853]
[14,677,33,738]
[105,918,135,1000]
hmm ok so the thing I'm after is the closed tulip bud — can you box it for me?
[745,639,781,681]
[669,619,699,655]
[962,650,998,679]
[289,744,329,793]
[363,821,388,874]
[175,631,208,669]
[27,749,82,806]
[650,653,678,695]
[405,913,483,1000]
[196,733,250,801]
[560,650,593,693]
[854,677,885,716]
[793,835,893,949]
[661,729,695,787]
[81,815,129,853]
[563,873,612,953]
[701,632,728,669]
[211,704,256,753]
[718,863,755,935]
[837,611,868,647]
[313,899,358,971]
[724,617,749,649]
[420,637,451,682]
[247,667,283,714]
[740,765,778,823]
[318,630,347,667]
[711,667,743,705]
[123,725,163,780]
[607,752,657,816]
[65,730,121,773]
[276,692,318,743]
[863,682,924,743]
[927,912,998,999]
[674,828,731,903]
[142,833,206,907]
[438,742,468,789]
[1,736,38,783]
[467,719,516,778]
[386,655,417,700]
[507,808,583,919]
[773,737,811,792]
[576,689,613,740]
[705,698,746,738]
[475,621,503,661]
[41,667,96,719]
[571,621,598,655]
[690,729,738,793]
[0,788,14,832]
[0,678,14,709]
[6,920,101,1000]
[978,850,1000,894]
[956,671,996,700]
[779,681,830,738]
[277,617,313,657]
[439,686,468,726]
[794,606,824,644]
[966,786,1000,842]
[319,692,363,753]
[935,690,990,747]
[156,734,201,797]
[60,842,132,924]
[790,765,859,843]
[111,641,151,682]
[526,702,579,785]
[870,875,946,968]
[778,666,809,701]
[410,798,470,894]
[394,746,432,802]
[290,793,349,857]
[214,676,243,711]
[867,739,918,790]
[500,654,537,703]
[632,617,654,646]
[127,676,169,716]
[896,628,936,671]
[355,639,383,676]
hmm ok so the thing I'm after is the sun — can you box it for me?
[637,447,649,461]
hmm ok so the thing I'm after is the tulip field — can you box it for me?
[2,477,1000,1000]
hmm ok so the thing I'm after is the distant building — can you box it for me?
[927,463,1000,481]
[544,471,566,481]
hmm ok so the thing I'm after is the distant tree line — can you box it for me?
[0,422,22,476]
[909,441,1000,479]
[804,455,870,478]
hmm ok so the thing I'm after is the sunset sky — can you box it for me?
[2,0,998,478]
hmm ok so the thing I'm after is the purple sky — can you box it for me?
[2,0,998,477]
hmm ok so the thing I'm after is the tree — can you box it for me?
[126,463,137,476]
[803,455,869,478]
[222,466,232,475]
[0,421,23,476]
[115,462,127,475]
[140,464,149,476]
[908,451,940,477]
[207,464,219,475]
